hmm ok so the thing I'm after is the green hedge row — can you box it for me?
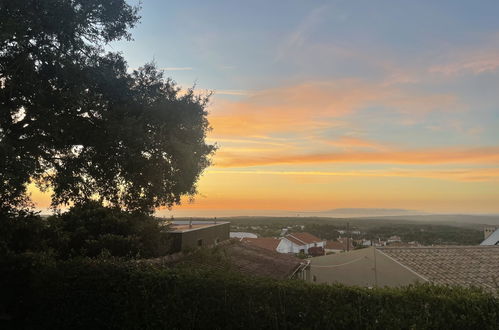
[1,254,498,329]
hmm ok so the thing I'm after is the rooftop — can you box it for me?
[240,237,280,251]
[325,239,353,251]
[378,246,499,292]
[285,232,322,245]
[169,221,229,233]
[149,239,304,280]
[481,227,499,246]
[229,240,304,279]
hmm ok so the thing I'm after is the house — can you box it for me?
[168,221,230,252]
[309,246,499,293]
[325,238,354,253]
[277,232,325,254]
[481,227,499,245]
[387,235,401,243]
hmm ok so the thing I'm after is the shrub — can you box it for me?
[0,202,172,259]
[0,211,48,255]
[46,202,172,259]
[1,256,497,329]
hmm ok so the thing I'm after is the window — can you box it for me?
[197,239,203,247]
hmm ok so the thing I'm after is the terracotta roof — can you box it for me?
[240,237,280,251]
[229,241,305,279]
[151,240,304,280]
[325,239,353,251]
[378,246,499,292]
[285,232,322,245]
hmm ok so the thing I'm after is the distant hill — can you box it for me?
[302,208,425,218]
[355,214,499,226]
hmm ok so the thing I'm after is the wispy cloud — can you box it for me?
[275,4,331,61]
[209,80,461,137]
[428,34,499,76]
[207,167,499,183]
[215,89,251,96]
[429,52,499,76]
[160,67,193,71]
[214,146,499,167]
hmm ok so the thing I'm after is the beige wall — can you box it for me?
[309,247,426,288]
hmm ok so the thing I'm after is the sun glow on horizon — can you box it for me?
[29,1,499,215]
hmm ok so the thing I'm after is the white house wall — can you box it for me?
[278,238,325,254]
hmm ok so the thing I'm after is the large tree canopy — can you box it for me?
[0,0,215,214]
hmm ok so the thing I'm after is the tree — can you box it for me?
[0,0,215,214]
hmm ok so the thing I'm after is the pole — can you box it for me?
[346,222,350,252]
[373,247,378,287]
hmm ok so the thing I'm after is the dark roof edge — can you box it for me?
[169,222,230,233]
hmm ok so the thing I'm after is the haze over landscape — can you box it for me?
[30,0,499,216]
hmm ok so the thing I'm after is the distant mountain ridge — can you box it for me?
[302,208,426,218]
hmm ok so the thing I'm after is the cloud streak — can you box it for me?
[215,146,499,167]
[207,167,499,182]
[161,67,193,71]
[209,80,461,137]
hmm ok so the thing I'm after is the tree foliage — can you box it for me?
[0,0,215,213]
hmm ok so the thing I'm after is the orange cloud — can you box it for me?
[207,167,499,183]
[321,136,385,149]
[215,146,499,167]
[209,80,460,137]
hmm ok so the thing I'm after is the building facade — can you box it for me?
[169,222,230,252]
[277,232,325,254]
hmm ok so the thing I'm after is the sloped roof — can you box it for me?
[285,232,322,245]
[378,246,499,292]
[325,239,353,251]
[240,237,281,251]
[229,240,304,279]
[148,240,304,280]
[481,228,499,246]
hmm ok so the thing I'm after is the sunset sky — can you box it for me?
[32,1,499,215]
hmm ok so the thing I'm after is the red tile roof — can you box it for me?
[146,240,303,280]
[285,232,322,245]
[240,237,280,251]
[325,239,353,251]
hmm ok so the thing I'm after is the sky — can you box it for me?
[32,0,499,215]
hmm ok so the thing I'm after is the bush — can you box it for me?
[1,256,497,329]
[0,202,172,259]
[0,211,48,255]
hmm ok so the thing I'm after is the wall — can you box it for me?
[277,239,326,254]
[170,222,230,252]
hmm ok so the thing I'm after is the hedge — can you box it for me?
[1,254,498,329]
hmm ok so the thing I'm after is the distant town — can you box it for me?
[165,215,499,293]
